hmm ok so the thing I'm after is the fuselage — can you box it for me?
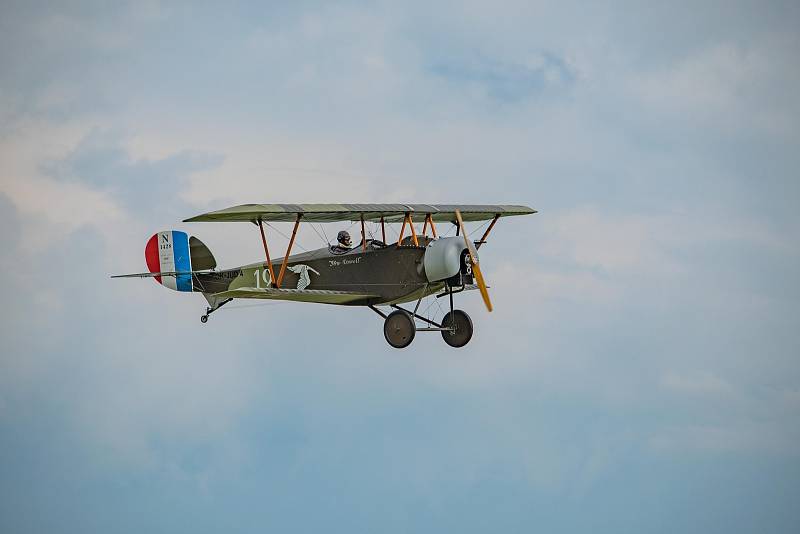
[192,240,445,306]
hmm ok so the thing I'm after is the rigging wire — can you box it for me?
[435,295,446,318]
[421,295,439,321]
[309,222,328,245]
[386,220,399,240]
[264,221,308,252]
[320,223,329,243]
[468,218,491,237]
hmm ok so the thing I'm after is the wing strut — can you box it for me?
[422,213,437,238]
[276,213,302,288]
[360,214,366,252]
[408,213,419,246]
[476,214,500,249]
[396,213,408,247]
[257,218,277,287]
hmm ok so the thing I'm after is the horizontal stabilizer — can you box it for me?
[212,287,377,304]
[111,270,212,279]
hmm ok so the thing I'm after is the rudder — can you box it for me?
[144,231,216,292]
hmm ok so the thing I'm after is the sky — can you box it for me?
[1,1,799,532]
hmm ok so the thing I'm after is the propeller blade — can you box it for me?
[471,261,493,312]
[455,210,493,312]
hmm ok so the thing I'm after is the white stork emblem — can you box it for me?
[287,264,320,290]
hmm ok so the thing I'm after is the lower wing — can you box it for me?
[212,287,378,305]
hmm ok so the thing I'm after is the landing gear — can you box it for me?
[383,310,416,348]
[440,310,473,348]
[200,297,232,324]
[370,284,476,348]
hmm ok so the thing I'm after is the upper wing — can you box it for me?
[183,203,536,223]
[211,287,378,305]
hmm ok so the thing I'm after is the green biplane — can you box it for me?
[113,203,536,348]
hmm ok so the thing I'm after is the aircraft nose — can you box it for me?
[423,236,467,282]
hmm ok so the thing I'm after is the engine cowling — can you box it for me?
[423,236,470,282]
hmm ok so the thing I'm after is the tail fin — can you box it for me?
[140,231,216,292]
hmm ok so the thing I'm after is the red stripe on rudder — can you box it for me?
[145,234,162,284]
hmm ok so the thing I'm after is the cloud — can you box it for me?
[43,129,224,217]
[626,37,800,137]
[430,51,576,103]
[535,207,684,275]
[0,204,274,474]
[2,2,800,532]
[0,192,19,250]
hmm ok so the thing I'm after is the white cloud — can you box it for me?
[627,37,800,137]
[1,6,799,527]
[0,119,124,251]
[536,207,685,275]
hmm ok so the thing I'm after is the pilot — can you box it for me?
[331,230,352,254]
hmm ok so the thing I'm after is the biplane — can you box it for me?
[113,204,536,348]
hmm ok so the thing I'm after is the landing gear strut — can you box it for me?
[369,283,475,348]
[200,298,232,323]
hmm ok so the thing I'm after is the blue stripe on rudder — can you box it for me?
[172,231,193,292]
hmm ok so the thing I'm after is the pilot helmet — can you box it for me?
[337,230,352,247]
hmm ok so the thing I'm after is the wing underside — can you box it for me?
[212,287,378,304]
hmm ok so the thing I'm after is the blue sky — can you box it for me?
[1,1,799,532]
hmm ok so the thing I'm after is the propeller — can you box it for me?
[455,209,493,312]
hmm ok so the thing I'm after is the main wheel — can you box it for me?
[384,310,416,348]
[441,310,473,348]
